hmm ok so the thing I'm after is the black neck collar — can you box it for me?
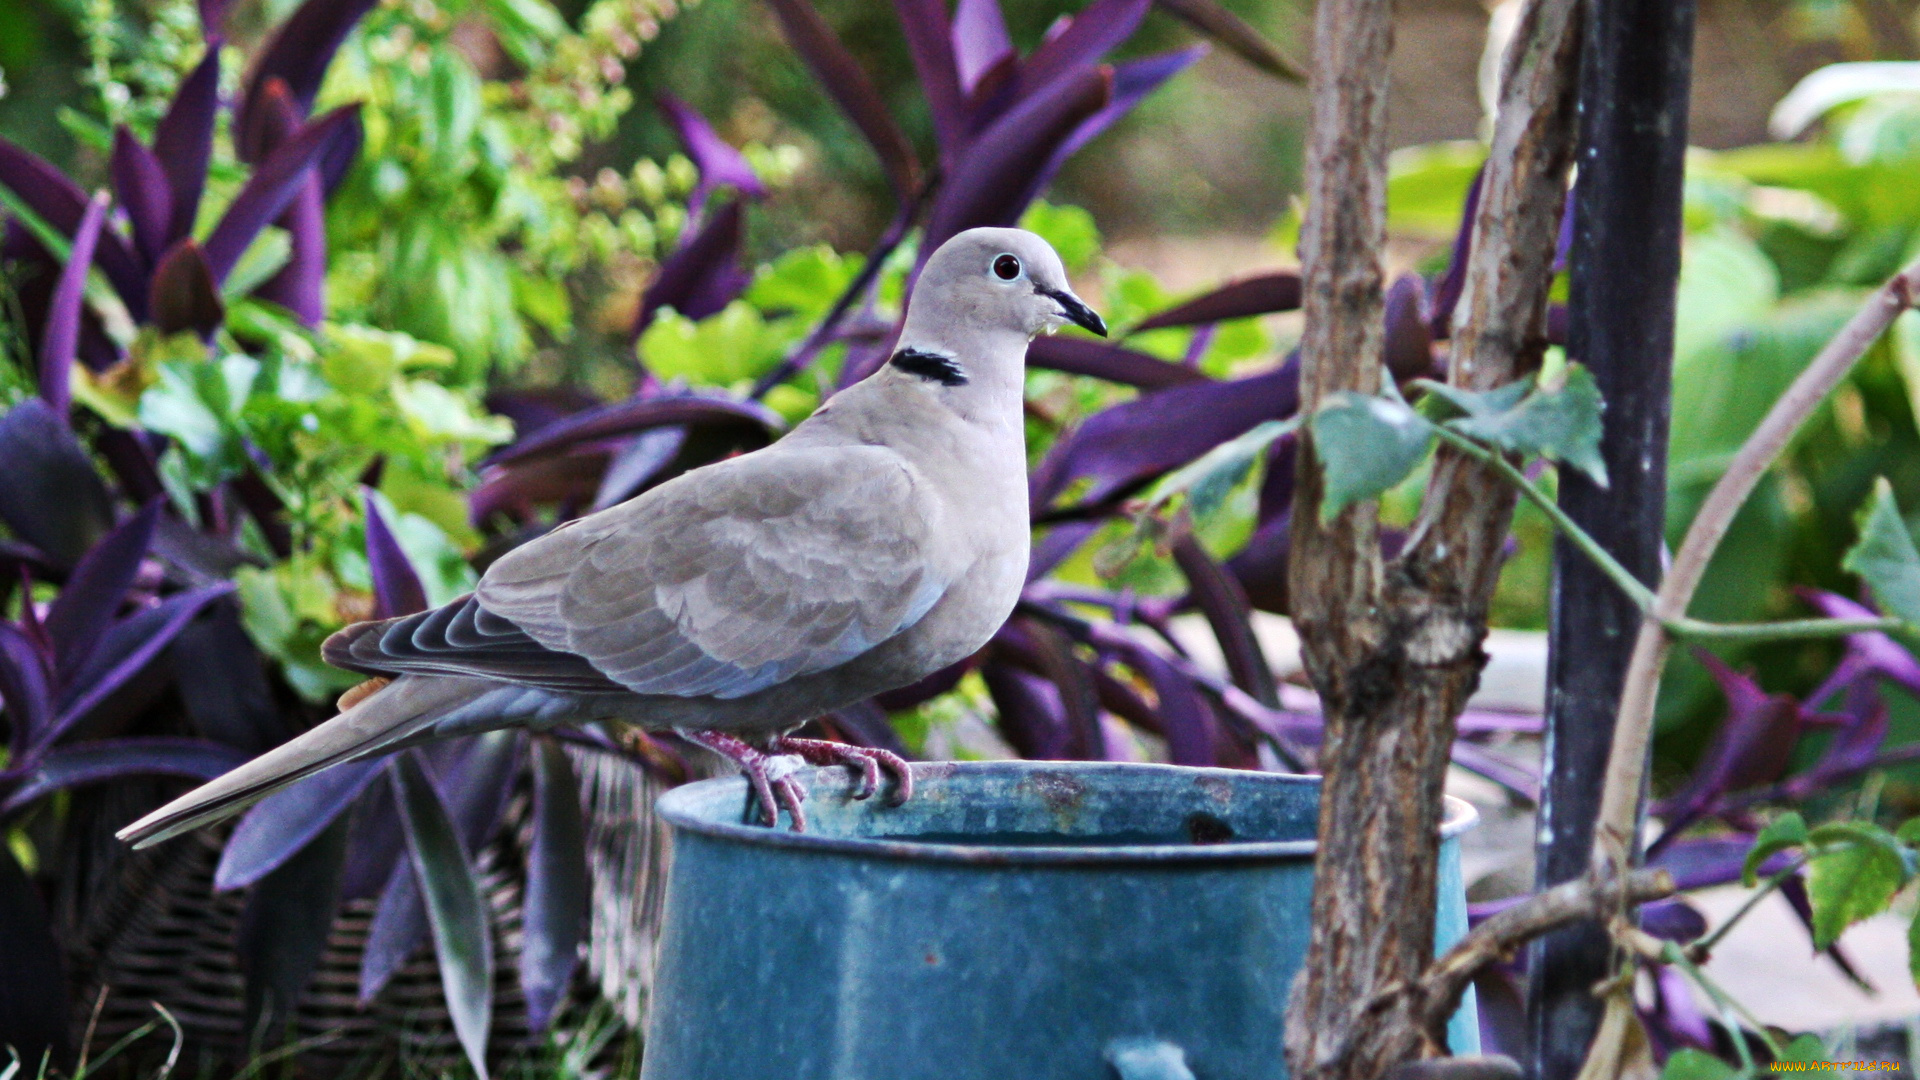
[889,348,968,386]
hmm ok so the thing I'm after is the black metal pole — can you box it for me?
[1527,0,1694,1074]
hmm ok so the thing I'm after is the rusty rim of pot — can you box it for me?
[656,760,1479,866]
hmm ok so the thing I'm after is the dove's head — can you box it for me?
[904,227,1107,348]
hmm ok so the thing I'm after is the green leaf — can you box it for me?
[1805,829,1907,949]
[1743,811,1809,886]
[1909,902,1920,992]
[1660,1048,1738,1080]
[1309,391,1435,522]
[223,227,292,301]
[1019,200,1102,272]
[1843,478,1920,631]
[393,752,494,1080]
[1897,817,1920,845]
[1418,365,1608,485]
[1144,418,1299,520]
[1782,1034,1829,1063]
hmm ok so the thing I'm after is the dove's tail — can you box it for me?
[116,675,498,849]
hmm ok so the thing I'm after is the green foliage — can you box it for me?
[1743,810,1811,885]
[1417,363,1608,486]
[1309,388,1433,521]
[1843,478,1920,632]
[1661,1048,1738,1080]
[1740,811,1920,967]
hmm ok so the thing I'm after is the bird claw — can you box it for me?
[771,737,914,806]
[677,730,811,830]
[676,730,913,831]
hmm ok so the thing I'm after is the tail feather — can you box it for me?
[116,675,492,849]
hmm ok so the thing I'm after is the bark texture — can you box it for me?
[1284,0,1582,1074]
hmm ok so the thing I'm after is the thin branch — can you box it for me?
[1402,868,1674,1050]
[1430,426,1907,643]
[1688,858,1805,960]
[1592,256,1920,875]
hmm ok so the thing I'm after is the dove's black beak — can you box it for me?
[1037,285,1107,337]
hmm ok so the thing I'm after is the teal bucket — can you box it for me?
[644,761,1478,1079]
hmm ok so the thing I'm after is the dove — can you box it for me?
[118,227,1106,847]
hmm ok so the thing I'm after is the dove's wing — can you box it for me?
[335,445,950,700]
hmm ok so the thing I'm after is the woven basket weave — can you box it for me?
[52,744,678,1076]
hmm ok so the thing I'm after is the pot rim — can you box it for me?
[655,760,1479,866]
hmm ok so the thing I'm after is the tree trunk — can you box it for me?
[1284,0,1582,1074]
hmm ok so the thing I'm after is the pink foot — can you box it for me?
[677,729,808,831]
[771,737,914,806]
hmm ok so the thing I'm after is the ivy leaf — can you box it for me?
[1743,810,1809,886]
[1805,825,1908,949]
[1417,364,1608,486]
[1309,390,1433,522]
[1898,817,1920,846]
[1660,1049,1737,1080]
[1143,417,1298,520]
[1843,478,1920,633]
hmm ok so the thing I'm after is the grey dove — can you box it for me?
[119,227,1105,847]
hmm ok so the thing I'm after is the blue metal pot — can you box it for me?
[644,761,1478,1080]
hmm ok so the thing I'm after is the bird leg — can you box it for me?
[676,729,808,831]
[771,737,914,806]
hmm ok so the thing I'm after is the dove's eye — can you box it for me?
[992,254,1022,280]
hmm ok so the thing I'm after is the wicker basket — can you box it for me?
[52,744,678,1077]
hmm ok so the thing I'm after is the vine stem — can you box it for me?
[1687,857,1806,959]
[1428,426,1905,643]
[1591,255,1920,876]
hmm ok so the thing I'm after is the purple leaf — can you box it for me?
[591,425,689,511]
[1122,643,1218,765]
[199,0,227,36]
[634,200,751,337]
[360,838,428,1001]
[0,400,116,564]
[951,0,1013,94]
[260,181,327,326]
[0,624,54,759]
[364,489,429,620]
[1800,589,1920,701]
[235,813,347,1040]
[1017,0,1151,100]
[923,66,1111,252]
[148,239,226,337]
[94,428,166,505]
[1026,336,1210,389]
[522,738,587,1030]
[764,0,919,201]
[340,779,405,900]
[871,659,974,712]
[1552,186,1575,273]
[0,139,149,320]
[484,387,601,439]
[1654,651,1804,829]
[110,127,173,266]
[1646,834,1784,892]
[1032,357,1299,508]
[154,46,221,245]
[217,756,385,890]
[1648,966,1714,1049]
[1171,535,1278,707]
[168,600,288,753]
[231,469,294,559]
[1226,511,1291,614]
[45,499,161,678]
[2,221,119,372]
[51,583,234,742]
[658,95,766,217]
[202,105,362,285]
[1638,897,1706,943]
[1155,0,1301,82]
[1429,165,1485,338]
[1132,271,1302,332]
[0,846,67,1064]
[483,393,782,469]
[37,191,106,418]
[1,737,248,814]
[893,0,966,154]
[991,619,1104,759]
[1449,740,1540,804]
[1026,46,1202,208]
[981,659,1072,759]
[1383,272,1434,380]
[236,0,380,159]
